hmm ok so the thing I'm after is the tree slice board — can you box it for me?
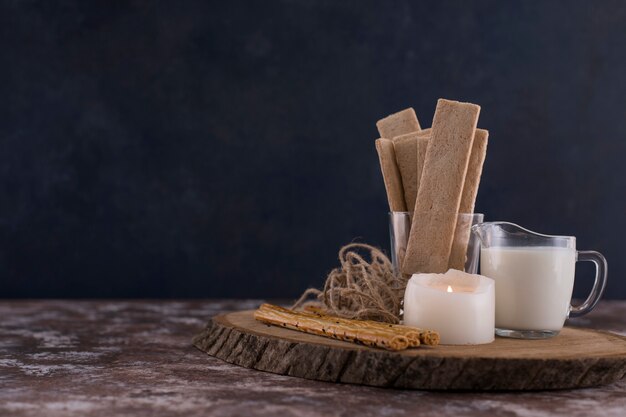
[192,310,626,391]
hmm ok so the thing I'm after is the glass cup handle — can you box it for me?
[569,250,608,318]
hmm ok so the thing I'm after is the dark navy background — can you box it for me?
[1,1,625,299]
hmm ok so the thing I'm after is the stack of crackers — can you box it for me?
[375,99,489,275]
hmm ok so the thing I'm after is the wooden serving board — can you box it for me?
[193,310,626,391]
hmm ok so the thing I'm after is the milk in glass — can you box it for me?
[480,246,576,331]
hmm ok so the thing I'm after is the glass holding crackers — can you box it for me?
[375,99,607,341]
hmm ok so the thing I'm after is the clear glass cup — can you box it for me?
[472,222,608,339]
[389,212,485,274]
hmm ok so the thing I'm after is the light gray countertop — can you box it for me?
[0,300,625,417]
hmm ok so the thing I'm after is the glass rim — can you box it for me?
[389,211,485,218]
[472,221,575,241]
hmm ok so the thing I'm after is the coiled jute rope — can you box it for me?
[292,243,408,324]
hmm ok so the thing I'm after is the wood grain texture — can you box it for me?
[194,310,626,391]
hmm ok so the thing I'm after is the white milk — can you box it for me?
[480,246,576,331]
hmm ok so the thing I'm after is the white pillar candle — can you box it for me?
[403,269,495,345]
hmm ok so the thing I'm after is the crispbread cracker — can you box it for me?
[448,215,475,272]
[459,129,489,214]
[376,108,421,139]
[402,99,480,274]
[393,133,419,211]
[392,129,431,211]
[448,128,489,270]
[414,127,431,138]
[416,135,429,192]
[375,139,406,212]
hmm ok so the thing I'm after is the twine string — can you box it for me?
[292,243,408,324]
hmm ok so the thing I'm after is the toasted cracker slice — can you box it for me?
[402,99,480,274]
[448,128,489,270]
[375,138,407,212]
[393,133,419,211]
[376,108,421,139]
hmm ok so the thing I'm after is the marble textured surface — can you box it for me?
[0,300,625,417]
